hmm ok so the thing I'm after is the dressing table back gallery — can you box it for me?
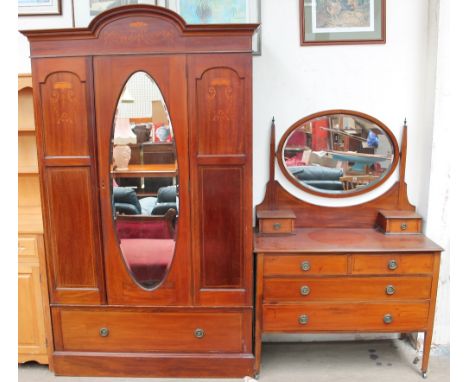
[254,112,442,379]
[22,5,257,377]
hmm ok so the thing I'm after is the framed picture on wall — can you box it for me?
[163,0,262,55]
[72,0,157,27]
[301,0,386,45]
[18,0,62,16]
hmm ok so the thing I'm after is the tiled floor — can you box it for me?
[19,339,449,382]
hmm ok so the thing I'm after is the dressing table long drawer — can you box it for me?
[53,308,247,353]
[263,276,432,302]
[262,302,430,332]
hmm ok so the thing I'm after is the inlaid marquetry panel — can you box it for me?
[40,72,90,157]
[44,167,104,304]
[196,68,245,155]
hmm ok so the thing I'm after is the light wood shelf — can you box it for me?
[19,134,39,174]
[18,87,35,132]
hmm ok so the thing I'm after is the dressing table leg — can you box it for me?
[421,330,433,378]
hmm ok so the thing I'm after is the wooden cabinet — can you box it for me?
[18,74,52,365]
[21,6,258,378]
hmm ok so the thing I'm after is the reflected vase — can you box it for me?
[113,144,131,170]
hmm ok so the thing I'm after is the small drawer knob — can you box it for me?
[400,223,408,231]
[99,327,109,337]
[386,285,395,295]
[298,314,309,325]
[301,261,311,272]
[383,314,393,324]
[273,223,282,230]
[194,328,205,338]
[300,285,311,296]
[388,259,398,270]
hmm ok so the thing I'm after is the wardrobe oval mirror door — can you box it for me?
[111,71,178,290]
[277,111,399,197]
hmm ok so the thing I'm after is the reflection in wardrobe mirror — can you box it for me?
[111,71,179,289]
[278,111,399,197]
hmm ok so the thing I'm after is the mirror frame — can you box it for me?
[276,109,400,198]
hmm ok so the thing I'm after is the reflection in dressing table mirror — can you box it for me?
[111,71,179,290]
[277,110,399,197]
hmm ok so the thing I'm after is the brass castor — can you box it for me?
[422,371,428,379]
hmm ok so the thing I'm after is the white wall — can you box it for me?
[17,0,449,345]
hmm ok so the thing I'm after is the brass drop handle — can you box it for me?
[273,223,282,230]
[194,328,205,339]
[388,259,398,270]
[386,285,395,295]
[383,314,393,324]
[400,223,408,231]
[99,327,109,337]
[300,285,311,296]
[298,314,309,325]
[301,261,311,272]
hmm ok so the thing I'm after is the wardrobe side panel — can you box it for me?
[33,57,105,305]
[188,54,253,306]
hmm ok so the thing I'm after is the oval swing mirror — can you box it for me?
[277,110,399,197]
[110,71,178,289]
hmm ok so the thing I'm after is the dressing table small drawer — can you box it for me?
[262,302,430,332]
[377,210,422,234]
[54,309,246,353]
[351,254,434,275]
[257,209,296,234]
[263,276,432,302]
[260,219,294,234]
[263,255,347,276]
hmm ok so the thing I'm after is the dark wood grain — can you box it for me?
[52,352,255,378]
[32,57,105,306]
[188,54,253,307]
[24,5,257,377]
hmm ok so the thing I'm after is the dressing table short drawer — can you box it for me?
[263,255,347,276]
[263,276,432,302]
[262,302,430,332]
[351,254,434,275]
[53,309,246,353]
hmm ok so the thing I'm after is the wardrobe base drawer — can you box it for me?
[53,308,248,353]
[262,303,429,332]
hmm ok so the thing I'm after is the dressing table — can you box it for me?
[254,111,442,379]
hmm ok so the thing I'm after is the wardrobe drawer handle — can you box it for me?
[388,259,398,270]
[298,314,309,325]
[99,327,109,337]
[300,285,310,296]
[383,314,393,324]
[400,223,407,231]
[301,261,311,272]
[194,328,205,338]
[386,285,395,295]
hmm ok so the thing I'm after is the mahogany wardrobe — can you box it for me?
[22,5,258,377]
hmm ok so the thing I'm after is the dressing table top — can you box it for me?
[254,228,442,253]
